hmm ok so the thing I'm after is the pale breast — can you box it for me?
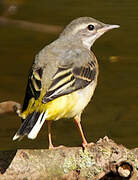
[66,80,97,118]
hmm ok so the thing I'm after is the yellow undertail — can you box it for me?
[21,92,78,121]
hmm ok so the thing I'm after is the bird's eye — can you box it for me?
[87,24,94,31]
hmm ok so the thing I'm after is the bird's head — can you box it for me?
[60,17,119,49]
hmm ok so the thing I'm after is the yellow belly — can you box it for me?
[21,82,96,121]
[44,93,78,120]
[21,92,78,121]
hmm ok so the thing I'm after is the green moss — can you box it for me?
[127,152,138,170]
[62,149,104,178]
[78,149,95,169]
[128,152,136,162]
[63,154,77,173]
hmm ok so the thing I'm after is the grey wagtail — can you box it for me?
[13,17,119,149]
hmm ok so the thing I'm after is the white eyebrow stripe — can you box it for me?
[72,22,97,34]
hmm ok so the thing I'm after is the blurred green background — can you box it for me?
[0,0,138,150]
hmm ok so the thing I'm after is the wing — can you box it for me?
[42,60,97,103]
[22,67,43,112]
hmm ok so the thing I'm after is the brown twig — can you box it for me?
[0,101,21,115]
[0,16,63,34]
[0,136,137,179]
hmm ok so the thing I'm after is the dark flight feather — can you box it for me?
[42,60,96,103]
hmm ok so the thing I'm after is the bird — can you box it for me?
[13,17,119,149]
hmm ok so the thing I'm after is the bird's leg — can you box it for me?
[47,120,54,149]
[47,121,64,149]
[74,114,88,148]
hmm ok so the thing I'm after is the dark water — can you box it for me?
[0,0,138,150]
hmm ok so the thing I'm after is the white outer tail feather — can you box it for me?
[28,111,48,139]
[13,134,20,141]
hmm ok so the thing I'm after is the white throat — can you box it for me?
[82,35,97,49]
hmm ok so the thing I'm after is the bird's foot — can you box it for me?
[82,142,95,149]
[49,144,54,150]
[49,145,65,150]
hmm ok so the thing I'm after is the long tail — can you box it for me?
[13,111,48,141]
